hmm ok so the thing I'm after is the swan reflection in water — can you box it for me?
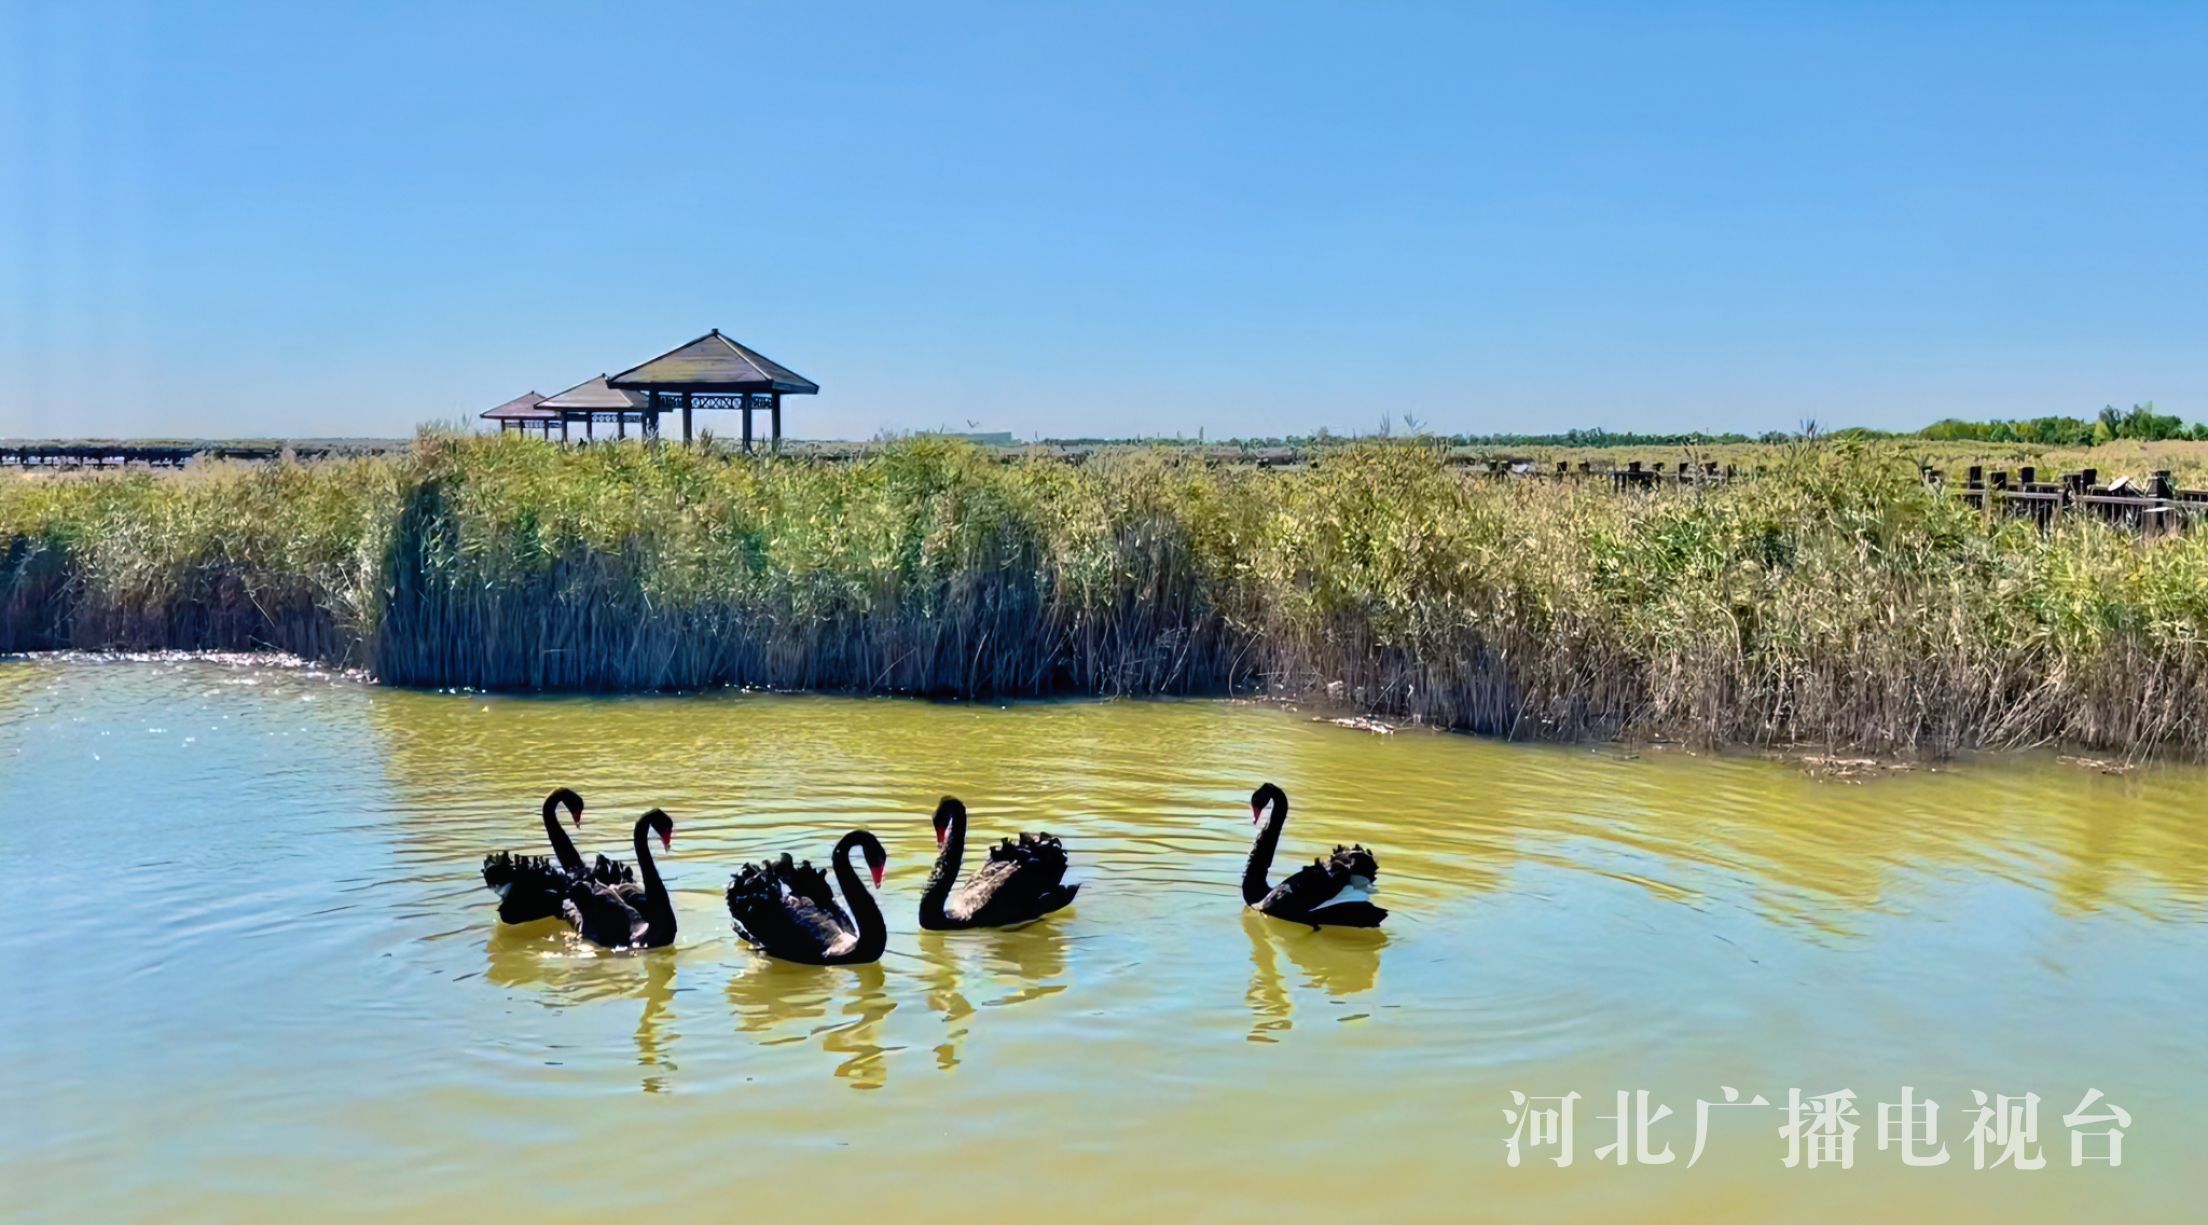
[1242,911,1386,1042]
[480,923,681,1091]
[726,959,900,1090]
[916,923,1073,1069]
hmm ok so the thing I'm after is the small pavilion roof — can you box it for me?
[480,391,553,421]
[606,329,819,394]
[537,375,649,413]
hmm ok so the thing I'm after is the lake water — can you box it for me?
[2,657,2203,1223]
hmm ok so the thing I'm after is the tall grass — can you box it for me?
[6,434,2208,757]
[0,459,396,658]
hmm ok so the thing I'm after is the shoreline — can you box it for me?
[2,646,2187,772]
[7,435,2208,760]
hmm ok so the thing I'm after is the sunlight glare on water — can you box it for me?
[1,658,2203,1222]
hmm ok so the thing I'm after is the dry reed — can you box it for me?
[6,433,2208,758]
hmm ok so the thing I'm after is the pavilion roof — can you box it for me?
[606,329,819,394]
[537,375,649,413]
[479,391,553,421]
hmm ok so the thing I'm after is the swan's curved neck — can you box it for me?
[918,810,967,927]
[542,795,584,875]
[834,835,887,963]
[633,819,673,939]
[1243,796,1286,906]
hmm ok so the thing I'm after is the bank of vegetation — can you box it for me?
[6,433,2208,758]
[1069,401,2206,453]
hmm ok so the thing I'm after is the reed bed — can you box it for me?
[0,459,396,659]
[6,434,2208,758]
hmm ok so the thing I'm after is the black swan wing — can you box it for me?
[951,832,1071,922]
[1326,843,1380,883]
[775,855,839,912]
[562,880,649,948]
[727,859,855,957]
[483,850,556,894]
[1260,846,1379,916]
[781,895,860,957]
[587,853,635,888]
[1255,843,1384,924]
[1258,859,1338,912]
[483,851,571,923]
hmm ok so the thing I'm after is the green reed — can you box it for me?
[6,433,2207,756]
[0,458,398,658]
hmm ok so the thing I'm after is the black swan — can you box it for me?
[725,831,889,965]
[480,788,635,924]
[562,809,677,950]
[918,797,1079,930]
[1242,782,1388,929]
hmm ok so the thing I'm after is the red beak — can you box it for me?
[935,828,947,850]
[659,831,672,851]
[869,864,885,888]
[1251,805,1263,825]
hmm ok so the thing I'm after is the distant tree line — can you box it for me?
[1435,427,1778,447]
[1917,403,2208,445]
[1036,404,2203,449]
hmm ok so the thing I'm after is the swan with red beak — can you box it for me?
[919,796,1079,930]
[725,830,891,965]
[1241,783,1388,929]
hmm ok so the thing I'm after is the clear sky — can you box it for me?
[4,1,2204,441]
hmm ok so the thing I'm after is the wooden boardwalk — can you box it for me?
[1,440,407,469]
[1938,465,2208,536]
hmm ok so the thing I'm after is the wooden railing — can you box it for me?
[1931,465,2208,536]
[0,441,408,469]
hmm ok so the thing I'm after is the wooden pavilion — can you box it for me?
[606,329,820,450]
[536,375,650,441]
[480,391,557,436]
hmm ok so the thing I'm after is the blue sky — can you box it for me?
[4,1,2204,440]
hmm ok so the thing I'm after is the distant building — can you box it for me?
[481,329,818,450]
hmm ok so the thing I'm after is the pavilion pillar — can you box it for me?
[771,392,782,451]
[683,391,693,444]
[586,415,595,441]
[742,396,754,452]
[618,413,627,441]
[560,418,570,443]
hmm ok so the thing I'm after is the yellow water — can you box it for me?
[2,658,2203,1223]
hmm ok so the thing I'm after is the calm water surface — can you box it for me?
[2,658,2204,1222]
